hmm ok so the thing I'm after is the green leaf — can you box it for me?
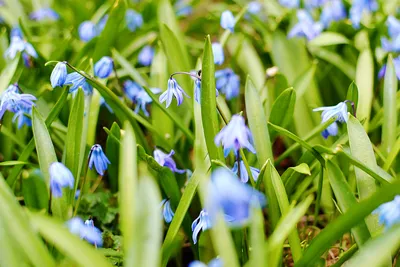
[383,135,400,171]
[326,160,371,246]
[0,160,30,166]
[249,204,266,266]
[22,169,49,211]
[355,48,374,124]
[106,122,121,193]
[0,55,19,93]
[29,213,112,267]
[269,87,296,134]
[201,35,224,162]
[119,122,138,267]
[112,48,148,88]
[289,163,311,175]
[382,54,398,156]
[308,32,350,47]
[346,81,359,112]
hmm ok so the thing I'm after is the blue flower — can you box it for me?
[126,9,143,32]
[378,56,400,80]
[124,80,143,101]
[75,189,80,200]
[288,10,323,40]
[221,10,235,32]
[206,168,266,227]
[248,2,262,14]
[191,210,212,244]
[64,72,93,95]
[12,110,32,129]
[320,0,346,28]
[88,144,110,176]
[29,8,59,21]
[214,114,256,157]
[138,45,154,66]
[194,78,202,103]
[304,0,327,9]
[160,199,174,223]
[97,15,108,32]
[215,68,240,100]
[159,78,189,108]
[4,29,38,61]
[373,195,400,229]
[78,21,98,42]
[212,42,224,65]
[0,84,36,121]
[94,56,114,79]
[49,162,74,198]
[175,0,193,16]
[154,149,185,174]
[134,88,161,117]
[50,62,67,88]
[349,0,378,29]
[313,101,348,138]
[232,161,260,183]
[66,217,103,246]
[381,16,400,52]
[278,0,300,8]
[189,258,223,267]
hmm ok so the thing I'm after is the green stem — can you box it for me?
[73,163,90,217]
[313,167,324,226]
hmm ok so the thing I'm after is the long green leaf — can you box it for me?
[106,122,121,193]
[269,87,296,139]
[22,169,49,211]
[0,55,19,92]
[355,48,374,125]
[248,204,266,266]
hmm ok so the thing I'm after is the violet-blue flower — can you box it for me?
[64,72,93,95]
[50,62,67,88]
[4,29,38,61]
[0,84,36,121]
[88,144,110,176]
[373,195,400,229]
[94,56,114,79]
[138,45,154,66]
[191,210,212,244]
[206,168,266,227]
[378,56,400,80]
[175,0,193,16]
[67,217,103,246]
[212,42,224,65]
[134,88,161,117]
[313,101,348,138]
[29,8,59,21]
[214,114,256,157]
[215,68,240,100]
[248,2,262,14]
[220,10,235,32]
[154,149,185,174]
[381,16,400,52]
[126,9,143,32]
[124,80,143,101]
[12,110,32,129]
[189,258,223,267]
[278,0,300,8]
[232,161,260,183]
[194,78,202,103]
[288,10,323,41]
[49,162,74,198]
[304,0,327,9]
[97,15,108,32]
[159,78,189,108]
[160,199,174,223]
[349,0,378,29]
[78,21,98,42]
[320,0,346,28]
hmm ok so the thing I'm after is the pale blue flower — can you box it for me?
[64,72,93,95]
[67,217,103,246]
[97,15,108,32]
[214,114,255,157]
[160,199,174,223]
[349,0,378,28]
[279,0,300,8]
[378,56,400,80]
[194,78,202,103]
[50,62,67,88]
[232,161,260,183]
[78,21,98,42]
[29,8,59,21]
[134,88,161,116]
[288,10,323,40]
[322,121,338,138]
[248,2,262,14]
[215,68,240,100]
[159,78,189,108]
[12,110,32,129]
[221,10,235,32]
[191,210,212,244]
[313,101,348,138]
[175,0,193,16]
[154,149,185,174]
[0,84,36,121]
[320,0,346,28]
[94,56,114,78]
[212,42,224,65]
[305,0,327,9]
[138,45,154,66]
[124,80,143,101]
[49,162,74,197]
[126,9,143,32]
[381,16,400,52]
[373,195,400,229]
[4,28,38,61]
[88,144,110,176]
[189,258,223,267]
[206,168,266,227]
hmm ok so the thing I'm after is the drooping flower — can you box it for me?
[134,88,161,117]
[126,9,143,32]
[214,114,256,157]
[232,161,260,183]
[50,62,67,88]
[154,149,185,174]
[160,199,174,223]
[78,21,98,42]
[206,168,266,227]
[66,217,103,246]
[12,110,32,129]
[215,68,240,100]
[49,162,74,198]
[373,195,400,229]
[64,72,93,95]
[288,10,323,41]
[29,8,59,21]
[381,16,400,53]
[278,0,300,8]
[313,101,348,138]
[248,2,262,14]
[124,80,143,101]
[349,0,378,29]
[88,144,110,176]
[138,45,154,66]
[378,56,400,80]
[320,0,346,28]
[159,78,189,108]
[0,84,36,122]
[94,56,114,79]
[189,258,223,267]
[191,210,212,244]
[220,10,235,32]
[212,42,224,65]
[4,28,38,62]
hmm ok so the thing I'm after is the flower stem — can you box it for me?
[170,72,201,81]
[73,159,90,217]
